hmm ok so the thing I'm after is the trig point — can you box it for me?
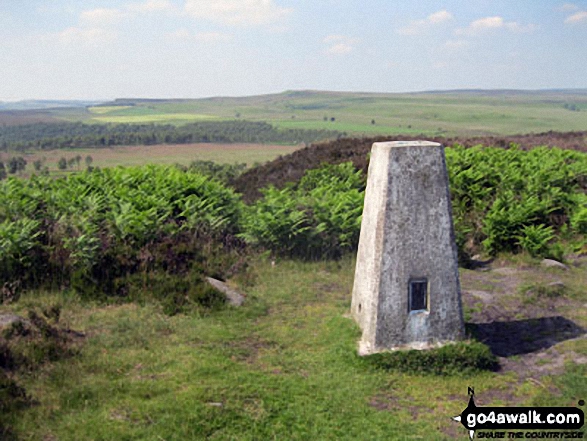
[351,140,464,355]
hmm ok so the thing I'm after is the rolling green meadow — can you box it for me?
[4,89,587,138]
[72,90,587,136]
[1,90,587,440]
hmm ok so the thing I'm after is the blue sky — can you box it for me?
[1,1,587,100]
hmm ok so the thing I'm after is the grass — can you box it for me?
[87,106,134,114]
[1,143,302,172]
[3,256,585,440]
[51,90,587,137]
[92,113,219,125]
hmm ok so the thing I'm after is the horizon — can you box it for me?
[3,87,587,105]
[1,1,587,101]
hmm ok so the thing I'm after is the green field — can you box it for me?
[87,105,220,125]
[51,90,587,136]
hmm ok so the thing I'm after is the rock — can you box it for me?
[205,277,245,306]
[540,259,569,271]
[0,313,28,332]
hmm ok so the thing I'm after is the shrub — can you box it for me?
[516,224,555,258]
[240,162,365,259]
[0,166,247,303]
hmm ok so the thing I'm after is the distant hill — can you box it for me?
[2,90,587,136]
[0,100,104,111]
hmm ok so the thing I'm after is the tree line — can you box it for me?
[0,120,345,151]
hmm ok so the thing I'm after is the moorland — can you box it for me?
[0,90,586,440]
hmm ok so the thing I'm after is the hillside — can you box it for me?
[2,90,587,136]
[233,131,587,202]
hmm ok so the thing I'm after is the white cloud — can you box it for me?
[168,28,191,39]
[397,9,454,36]
[565,11,587,23]
[456,16,536,35]
[184,0,293,26]
[80,8,126,26]
[427,10,453,24]
[326,43,353,55]
[559,3,579,11]
[167,29,232,42]
[444,39,468,49]
[323,35,358,55]
[57,26,117,45]
[194,31,232,42]
[127,0,176,13]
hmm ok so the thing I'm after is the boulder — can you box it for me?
[540,259,569,271]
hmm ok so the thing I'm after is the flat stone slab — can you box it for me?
[206,277,245,306]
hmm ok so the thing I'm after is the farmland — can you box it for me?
[83,90,587,136]
[2,90,587,138]
[0,143,301,171]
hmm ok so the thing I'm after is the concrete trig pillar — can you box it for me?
[351,141,464,355]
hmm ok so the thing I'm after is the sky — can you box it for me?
[1,0,587,100]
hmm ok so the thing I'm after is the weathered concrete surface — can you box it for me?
[351,141,464,354]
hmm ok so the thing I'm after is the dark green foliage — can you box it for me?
[240,144,586,260]
[233,132,587,203]
[0,120,344,151]
[57,157,67,170]
[7,157,26,174]
[447,145,587,258]
[0,162,6,180]
[0,166,247,306]
[364,341,498,375]
[570,203,587,234]
[240,162,365,259]
[186,160,247,184]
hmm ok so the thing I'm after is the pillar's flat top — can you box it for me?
[373,140,442,149]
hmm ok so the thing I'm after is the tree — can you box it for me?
[7,157,18,174]
[33,159,43,171]
[75,154,82,169]
[85,155,93,167]
[0,162,6,180]
[8,156,26,174]
[58,157,67,170]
